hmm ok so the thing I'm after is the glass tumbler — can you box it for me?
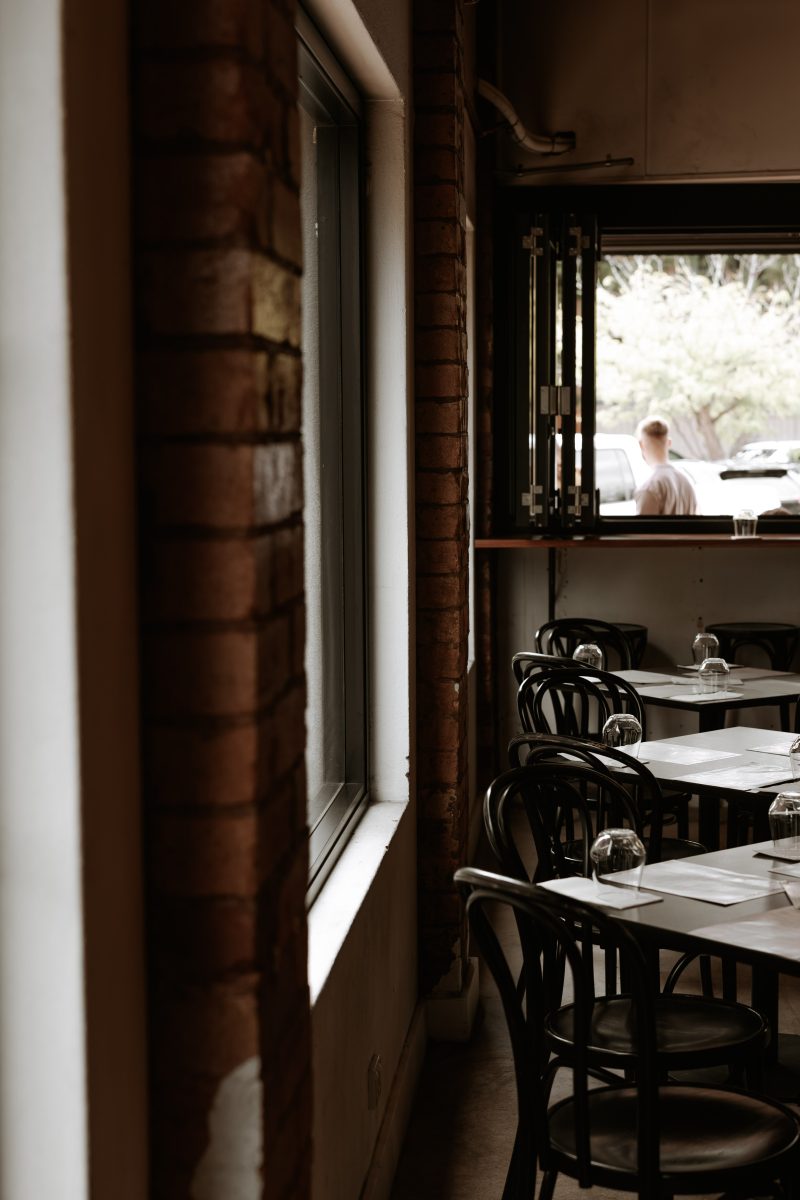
[733,508,758,538]
[573,642,603,670]
[692,631,720,665]
[790,737,800,781]
[590,828,647,891]
[698,657,730,693]
[602,713,643,759]
[768,792,800,849]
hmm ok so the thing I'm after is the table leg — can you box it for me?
[698,793,720,851]
[698,709,725,734]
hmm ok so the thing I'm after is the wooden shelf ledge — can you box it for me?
[475,534,800,550]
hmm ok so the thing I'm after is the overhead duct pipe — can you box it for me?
[478,79,575,155]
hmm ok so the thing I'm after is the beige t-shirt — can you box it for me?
[634,464,697,515]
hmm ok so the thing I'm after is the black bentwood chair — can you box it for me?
[535,616,634,672]
[484,758,737,1004]
[506,733,704,866]
[455,867,798,1200]
[517,663,645,740]
[517,663,691,840]
[511,651,574,686]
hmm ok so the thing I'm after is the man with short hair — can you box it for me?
[634,415,698,515]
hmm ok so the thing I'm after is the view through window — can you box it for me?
[495,188,800,534]
[594,254,800,517]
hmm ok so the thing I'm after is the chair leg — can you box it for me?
[722,957,738,1000]
[699,954,714,997]
[538,1169,557,1200]
[676,793,689,839]
[604,944,617,994]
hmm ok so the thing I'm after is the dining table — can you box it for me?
[543,840,800,1097]
[635,725,800,850]
[616,666,800,733]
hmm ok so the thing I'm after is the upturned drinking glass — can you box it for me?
[733,508,758,538]
[590,828,647,891]
[697,656,729,693]
[768,792,800,848]
[692,631,720,665]
[790,737,800,781]
[602,713,643,759]
[573,642,603,670]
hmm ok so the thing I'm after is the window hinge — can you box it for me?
[568,225,591,256]
[539,385,571,415]
[522,226,543,255]
[566,484,590,517]
[521,483,544,515]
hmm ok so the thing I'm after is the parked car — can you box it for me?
[730,440,800,468]
[555,433,800,516]
[591,435,800,516]
[593,433,648,514]
[678,460,800,516]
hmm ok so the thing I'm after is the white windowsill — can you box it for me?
[307,799,410,1005]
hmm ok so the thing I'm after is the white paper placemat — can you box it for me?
[639,742,738,766]
[678,764,797,791]
[666,690,744,703]
[755,842,800,864]
[539,876,662,909]
[618,670,687,686]
[734,667,797,680]
[608,860,785,905]
[744,734,798,756]
[764,861,800,879]
[691,906,800,960]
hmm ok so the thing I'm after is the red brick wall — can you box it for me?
[475,3,500,785]
[414,0,471,994]
[132,0,311,1195]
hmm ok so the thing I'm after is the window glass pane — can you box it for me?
[596,253,800,516]
[300,103,325,803]
[298,31,367,893]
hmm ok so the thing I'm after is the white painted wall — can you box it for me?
[498,0,800,184]
[0,0,146,1195]
[497,545,800,749]
[0,3,87,1192]
[303,1,418,1198]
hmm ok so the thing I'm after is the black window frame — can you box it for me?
[494,182,800,537]
[298,20,369,902]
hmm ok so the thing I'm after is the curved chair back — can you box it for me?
[506,731,664,863]
[511,651,573,685]
[483,760,642,883]
[517,663,646,741]
[535,617,633,671]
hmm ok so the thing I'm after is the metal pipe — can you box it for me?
[478,79,575,156]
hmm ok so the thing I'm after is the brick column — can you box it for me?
[132,1,311,1196]
[414,0,471,997]
[475,3,500,788]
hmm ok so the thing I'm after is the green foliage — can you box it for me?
[596,255,800,459]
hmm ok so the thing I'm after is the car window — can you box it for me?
[596,448,635,504]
